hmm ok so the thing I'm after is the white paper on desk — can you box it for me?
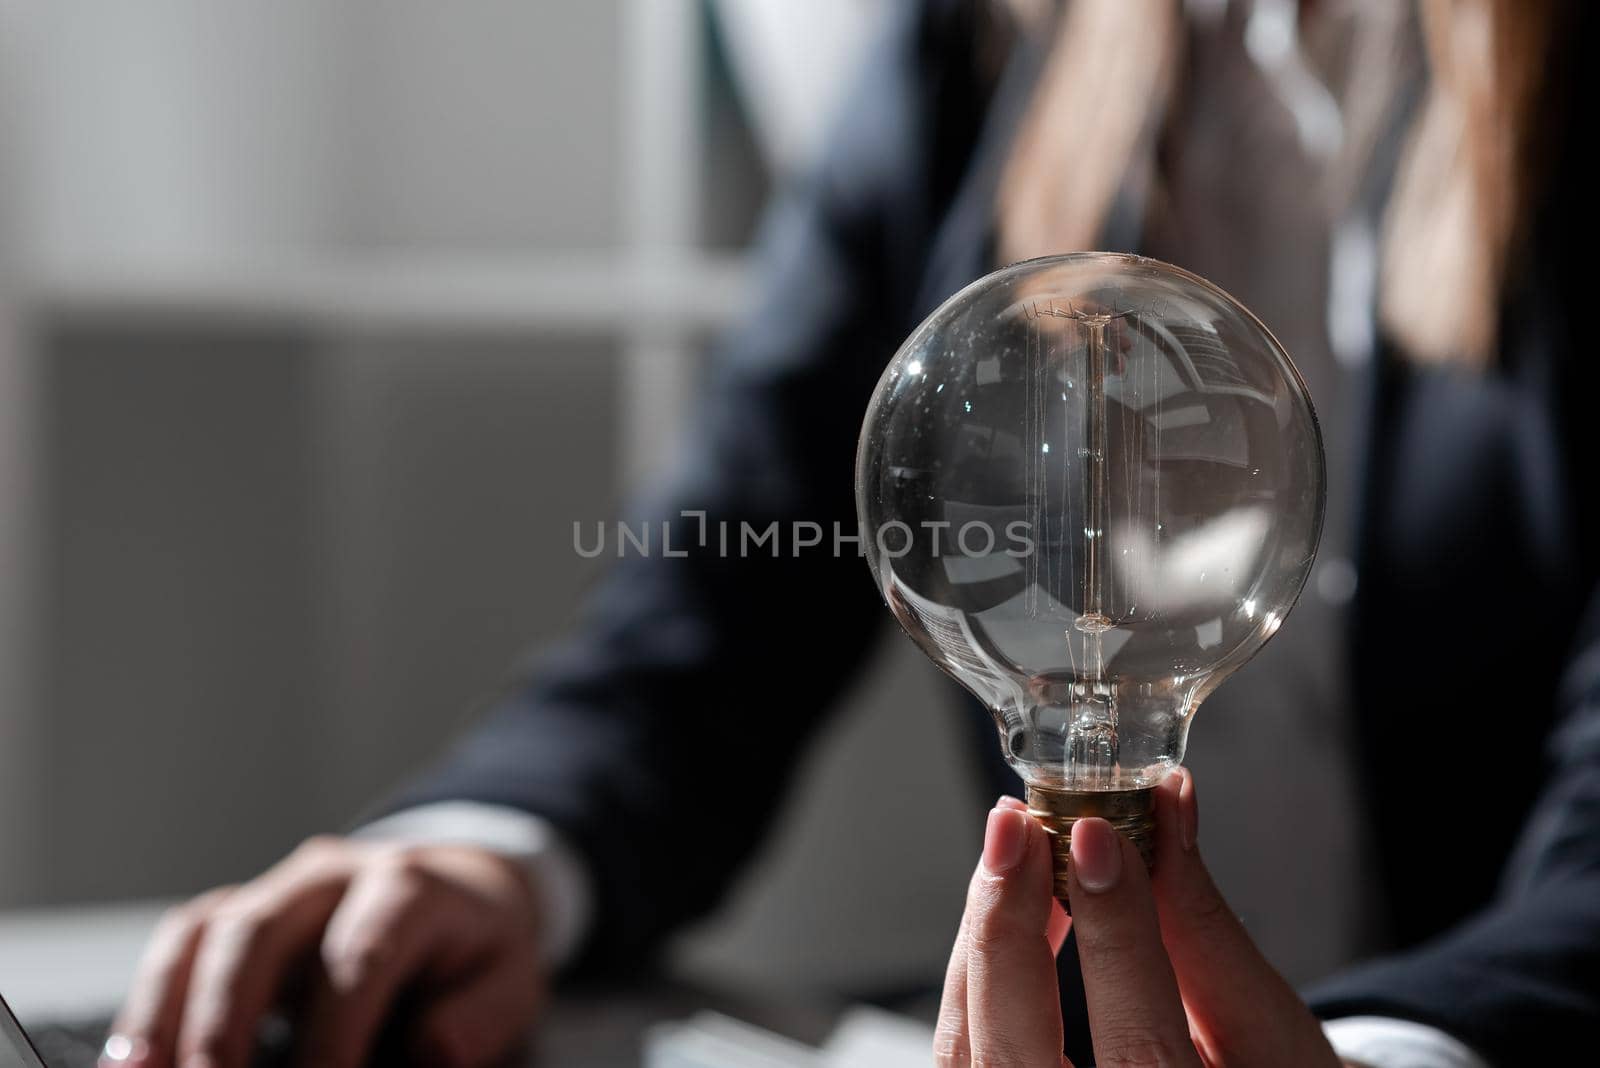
[644,1005,933,1068]
[644,1011,821,1068]
[821,1005,935,1068]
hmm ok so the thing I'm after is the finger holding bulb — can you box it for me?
[936,799,1068,1067]
[1067,816,1202,1068]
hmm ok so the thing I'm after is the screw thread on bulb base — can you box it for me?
[1026,785,1156,907]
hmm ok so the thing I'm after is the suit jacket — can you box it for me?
[390,3,1599,1063]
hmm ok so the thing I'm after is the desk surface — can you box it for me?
[0,902,927,1067]
[0,901,164,1022]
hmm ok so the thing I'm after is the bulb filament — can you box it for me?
[1070,309,1118,787]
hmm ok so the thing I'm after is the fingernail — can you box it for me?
[183,1054,217,1068]
[1070,817,1123,893]
[996,794,1028,812]
[1177,768,1198,851]
[99,1035,150,1066]
[983,806,1028,873]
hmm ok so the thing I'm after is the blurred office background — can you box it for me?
[0,0,1366,1005]
[0,0,989,999]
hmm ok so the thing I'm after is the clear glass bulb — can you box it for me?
[856,254,1324,872]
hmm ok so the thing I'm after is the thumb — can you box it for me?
[1151,768,1333,1065]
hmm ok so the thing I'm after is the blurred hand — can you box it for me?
[102,837,544,1068]
[935,770,1345,1067]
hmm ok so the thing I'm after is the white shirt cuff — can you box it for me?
[1323,1016,1492,1068]
[354,801,594,969]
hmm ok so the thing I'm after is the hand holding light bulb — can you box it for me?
[935,769,1346,1068]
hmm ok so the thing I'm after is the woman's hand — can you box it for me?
[935,769,1344,1067]
[102,838,544,1068]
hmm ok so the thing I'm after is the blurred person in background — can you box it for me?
[103,1,1596,1066]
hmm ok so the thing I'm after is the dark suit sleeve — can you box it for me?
[1308,582,1600,1064]
[380,1,992,970]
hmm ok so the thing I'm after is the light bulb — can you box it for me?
[856,253,1324,897]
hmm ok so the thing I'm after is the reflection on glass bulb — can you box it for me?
[856,253,1324,888]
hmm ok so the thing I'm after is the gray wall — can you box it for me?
[32,327,628,902]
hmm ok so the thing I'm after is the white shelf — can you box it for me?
[23,252,752,335]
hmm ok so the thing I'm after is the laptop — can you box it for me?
[1,992,51,1068]
[0,993,145,1068]
[1,994,297,1068]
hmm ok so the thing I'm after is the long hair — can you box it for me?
[1381,0,1562,366]
[995,0,1565,368]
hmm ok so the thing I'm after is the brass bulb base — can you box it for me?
[1026,784,1156,906]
